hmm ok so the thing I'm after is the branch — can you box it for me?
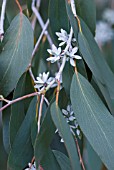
[75,137,86,170]
[0,92,39,112]
[37,94,44,133]
[31,19,49,58]
[31,0,41,30]
[70,0,77,17]
[0,0,7,41]
[32,0,53,47]
[70,0,82,32]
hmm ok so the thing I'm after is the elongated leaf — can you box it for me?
[70,73,114,169]
[78,19,114,100]
[75,0,96,35]
[34,100,56,163]
[0,13,33,96]
[51,102,81,170]
[8,97,37,170]
[62,62,74,98]
[40,148,61,170]
[84,138,102,170]
[49,0,69,42]
[53,150,71,170]
[65,1,78,40]
[2,106,11,154]
[10,71,34,146]
[35,89,68,164]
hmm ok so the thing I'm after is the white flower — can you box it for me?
[34,72,55,90]
[56,29,69,46]
[66,47,82,67]
[56,29,76,46]
[47,44,62,63]
[95,21,114,45]
[103,8,114,25]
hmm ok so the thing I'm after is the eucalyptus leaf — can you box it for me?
[53,150,71,170]
[49,0,69,42]
[40,148,61,170]
[10,71,34,147]
[65,1,78,40]
[0,14,33,96]
[8,97,37,170]
[70,73,114,169]
[75,0,96,35]
[51,102,81,170]
[2,106,11,154]
[78,19,114,100]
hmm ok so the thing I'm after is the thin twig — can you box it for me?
[70,0,82,32]
[31,19,49,58]
[32,0,53,47]
[0,0,7,41]
[0,92,40,112]
[56,81,60,105]
[31,0,41,30]
[70,0,77,17]
[38,94,44,133]
[75,137,86,170]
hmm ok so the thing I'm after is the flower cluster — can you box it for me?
[47,29,82,67]
[56,105,81,142]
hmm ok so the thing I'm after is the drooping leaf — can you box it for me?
[0,13,34,96]
[53,150,71,170]
[51,102,81,170]
[8,97,37,170]
[34,89,68,164]
[49,0,69,43]
[78,19,114,100]
[75,0,96,35]
[10,71,34,147]
[84,138,102,170]
[31,118,38,146]
[65,1,78,40]
[34,99,56,163]
[62,62,74,98]
[40,148,61,170]
[70,73,114,169]
[2,106,11,154]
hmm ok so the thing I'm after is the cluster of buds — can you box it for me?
[56,105,81,142]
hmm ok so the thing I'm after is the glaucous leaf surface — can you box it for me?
[0,14,33,96]
[70,73,114,169]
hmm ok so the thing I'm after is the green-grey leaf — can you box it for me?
[10,71,34,146]
[2,106,11,154]
[75,0,96,35]
[53,150,71,170]
[70,73,114,169]
[51,102,81,170]
[0,13,33,96]
[65,1,78,40]
[78,19,114,100]
[49,0,69,42]
[40,148,61,170]
[8,97,37,170]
